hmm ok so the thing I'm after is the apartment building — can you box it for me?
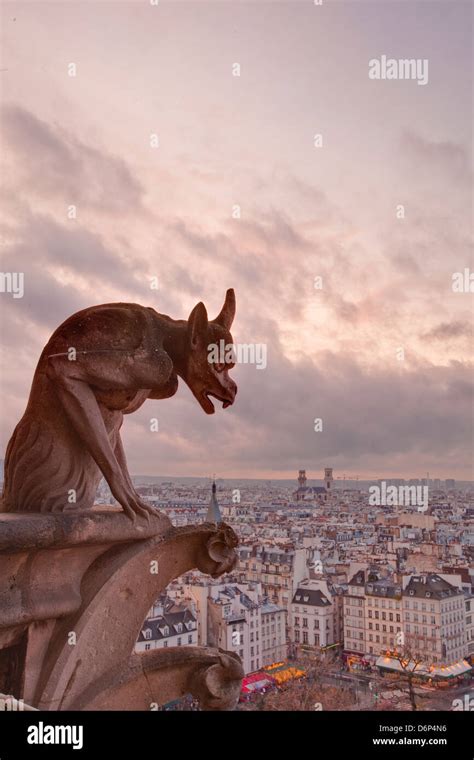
[343,569,367,655]
[184,580,286,674]
[402,574,466,665]
[289,578,342,652]
[236,544,308,609]
[343,571,468,667]
[465,594,474,660]
[135,597,198,653]
[365,578,403,656]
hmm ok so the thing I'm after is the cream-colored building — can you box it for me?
[290,579,340,650]
[236,544,308,610]
[184,580,286,674]
[343,571,468,667]
[402,574,466,665]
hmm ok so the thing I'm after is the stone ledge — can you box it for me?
[0,506,172,552]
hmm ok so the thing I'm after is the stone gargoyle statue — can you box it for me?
[1,289,237,519]
[0,289,243,711]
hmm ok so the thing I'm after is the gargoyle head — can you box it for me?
[182,289,237,415]
[197,523,239,578]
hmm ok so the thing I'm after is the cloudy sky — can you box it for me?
[0,0,472,481]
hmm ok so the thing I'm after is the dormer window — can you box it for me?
[177,623,183,633]
[143,628,152,640]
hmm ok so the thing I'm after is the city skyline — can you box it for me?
[1,0,472,480]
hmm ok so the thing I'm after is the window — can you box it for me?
[303,618,308,628]
[303,631,308,644]
[177,637,182,646]
[295,631,300,643]
[163,641,168,648]
[145,643,151,651]
[188,634,193,644]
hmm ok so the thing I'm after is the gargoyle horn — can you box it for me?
[213,288,236,330]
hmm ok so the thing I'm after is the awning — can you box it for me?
[242,677,274,693]
[376,656,472,679]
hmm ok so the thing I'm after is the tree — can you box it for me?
[248,656,360,711]
[383,635,426,711]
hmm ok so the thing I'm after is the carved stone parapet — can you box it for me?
[0,509,242,711]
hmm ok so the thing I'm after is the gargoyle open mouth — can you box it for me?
[201,390,235,414]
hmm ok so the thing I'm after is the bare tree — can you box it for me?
[246,655,358,712]
[385,636,426,711]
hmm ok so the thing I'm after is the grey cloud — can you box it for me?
[121,346,473,478]
[1,103,144,213]
[422,321,473,341]
[400,131,472,187]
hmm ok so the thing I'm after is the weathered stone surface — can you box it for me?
[0,512,241,710]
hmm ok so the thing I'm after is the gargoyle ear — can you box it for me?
[213,288,236,330]
[188,302,209,349]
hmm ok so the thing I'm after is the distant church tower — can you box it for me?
[324,467,333,493]
[206,480,222,523]
[298,470,307,489]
